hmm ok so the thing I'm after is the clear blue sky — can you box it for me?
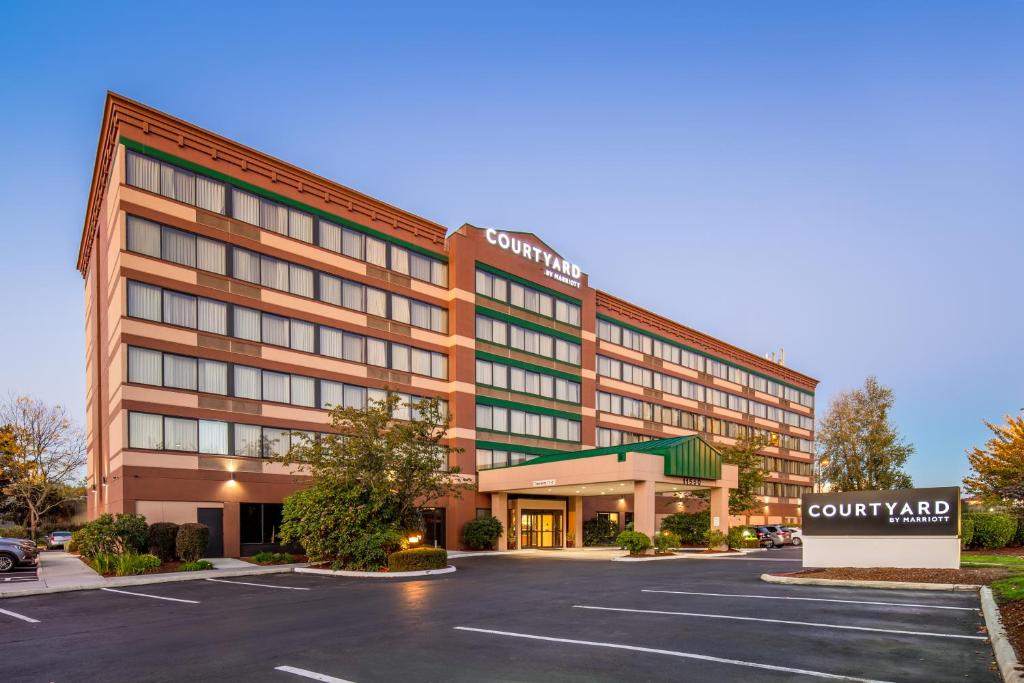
[1,2,1020,487]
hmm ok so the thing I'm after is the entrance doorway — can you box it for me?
[422,507,446,548]
[197,507,224,558]
[520,510,563,548]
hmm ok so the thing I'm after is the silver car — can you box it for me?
[0,537,39,572]
[47,531,72,549]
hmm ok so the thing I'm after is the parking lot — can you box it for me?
[0,548,997,682]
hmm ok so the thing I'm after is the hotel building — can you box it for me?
[78,93,817,556]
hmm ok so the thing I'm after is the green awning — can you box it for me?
[507,435,722,481]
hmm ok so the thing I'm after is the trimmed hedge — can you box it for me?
[616,530,651,556]
[966,512,1017,549]
[463,515,503,550]
[652,531,680,554]
[147,522,180,562]
[704,529,728,550]
[727,526,754,550]
[960,515,975,549]
[660,511,709,545]
[387,547,447,572]
[176,523,210,562]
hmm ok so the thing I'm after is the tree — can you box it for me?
[0,396,87,538]
[816,377,914,492]
[718,433,770,515]
[963,413,1024,510]
[278,392,470,568]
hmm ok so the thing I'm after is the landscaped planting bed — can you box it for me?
[778,567,1010,584]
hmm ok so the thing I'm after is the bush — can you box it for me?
[115,553,161,576]
[280,481,406,570]
[180,560,215,572]
[967,512,1018,549]
[652,531,680,554]
[463,515,503,550]
[660,511,710,545]
[73,513,149,560]
[960,515,975,549]
[112,514,148,554]
[90,553,118,575]
[250,551,294,564]
[583,517,619,546]
[387,547,448,572]
[616,530,652,556]
[64,538,77,554]
[727,526,754,550]
[0,526,28,539]
[1012,516,1024,547]
[704,529,728,550]
[147,522,180,562]
[176,523,210,562]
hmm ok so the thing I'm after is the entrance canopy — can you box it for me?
[478,436,732,496]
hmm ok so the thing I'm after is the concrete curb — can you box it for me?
[759,573,983,592]
[980,587,1023,683]
[611,553,686,562]
[296,566,456,578]
[0,565,305,599]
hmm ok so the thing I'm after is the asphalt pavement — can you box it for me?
[0,547,998,682]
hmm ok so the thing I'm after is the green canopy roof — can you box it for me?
[509,435,722,481]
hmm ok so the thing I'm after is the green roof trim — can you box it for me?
[475,305,582,343]
[474,350,581,382]
[475,261,582,305]
[506,435,723,481]
[475,395,580,421]
[120,136,448,262]
[597,313,814,397]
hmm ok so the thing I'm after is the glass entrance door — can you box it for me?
[520,510,563,548]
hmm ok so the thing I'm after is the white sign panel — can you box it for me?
[532,479,557,488]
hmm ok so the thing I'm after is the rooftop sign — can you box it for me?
[484,228,583,288]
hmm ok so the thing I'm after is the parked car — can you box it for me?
[46,531,73,550]
[782,526,803,546]
[0,537,39,572]
[752,525,792,548]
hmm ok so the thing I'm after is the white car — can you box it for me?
[783,526,803,546]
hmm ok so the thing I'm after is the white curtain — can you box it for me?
[289,265,314,298]
[290,320,315,353]
[390,245,409,274]
[198,359,228,395]
[128,347,162,385]
[164,417,198,452]
[431,308,447,333]
[319,273,342,305]
[366,338,387,367]
[319,327,344,358]
[410,301,430,330]
[233,424,261,457]
[321,381,344,408]
[162,291,197,328]
[366,288,387,318]
[342,281,365,311]
[196,237,226,275]
[319,221,342,253]
[198,299,228,335]
[365,236,386,267]
[260,199,288,235]
[342,333,364,363]
[129,412,163,449]
[199,420,228,454]
[126,216,160,257]
[262,371,290,403]
[391,344,410,372]
[161,227,196,268]
[411,348,431,376]
[163,354,197,390]
[233,307,261,342]
[232,189,260,225]
[126,152,159,193]
[431,259,448,287]
[342,228,364,260]
[232,248,260,284]
[260,256,288,291]
[391,295,410,324]
[290,375,315,407]
[288,209,313,243]
[196,176,226,214]
[409,253,431,282]
[261,314,289,347]
[343,385,366,409]
[127,281,162,321]
[234,366,262,399]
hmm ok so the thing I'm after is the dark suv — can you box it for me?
[0,537,39,572]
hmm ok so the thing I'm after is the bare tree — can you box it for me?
[1,396,86,538]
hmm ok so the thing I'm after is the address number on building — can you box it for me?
[677,477,707,487]
[532,479,557,487]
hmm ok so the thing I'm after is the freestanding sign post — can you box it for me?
[800,486,961,569]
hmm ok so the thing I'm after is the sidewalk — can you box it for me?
[0,551,305,599]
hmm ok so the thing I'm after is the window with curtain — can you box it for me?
[164,416,198,452]
[262,371,290,403]
[410,301,430,329]
[291,375,315,407]
[366,338,387,367]
[234,366,262,400]
[342,333,364,363]
[365,237,386,266]
[126,152,160,193]
[163,354,197,390]
[342,281,364,311]
[391,344,410,372]
[129,412,163,449]
[127,281,162,321]
[475,360,491,385]
[196,176,226,214]
[232,248,260,284]
[234,424,262,457]
[321,380,344,408]
[163,291,197,328]
[128,347,162,385]
[199,420,228,454]
[161,164,196,205]
[366,288,387,318]
[198,359,228,395]
[260,256,289,291]
[290,320,315,353]
[126,216,160,257]
[260,199,288,235]
[342,227,364,259]
[198,299,228,335]
[196,237,226,275]
[391,296,410,324]
[232,189,260,225]
[390,245,409,274]
[289,265,314,298]
[261,314,290,347]
[161,226,195,268]
[409,253,431,281]
[233,307,261,342]
[411,348,431,376]
[319,327,344,358]
[319,220,342,253]
[319,273,342,305]
[262,428,291,458]
[343,384,366,409]
[289,209,313,243]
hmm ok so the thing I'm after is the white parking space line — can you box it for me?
[641,589,978,611]
[101,588,199,604]
[0,607,40,624]
[275,664,356,682]
[573,605,986,640]
[454,626,895,683]
[207,578,310,590]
